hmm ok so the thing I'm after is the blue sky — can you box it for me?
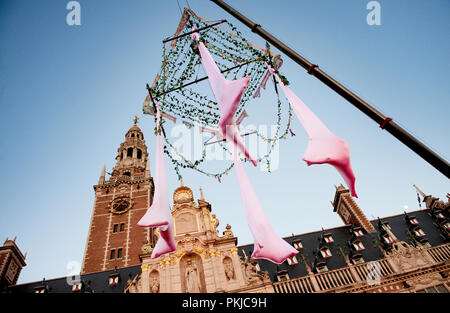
[0,0,448,284]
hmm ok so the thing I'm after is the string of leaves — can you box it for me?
[144,9,294,181]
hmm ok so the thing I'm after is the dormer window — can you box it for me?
[413,228,426,237]
[323,234,334,243]
[436,212,445,219]
[408,217,419,225]
[383,234,393,244]
[320,247,332,258]
[352,240,365,251]
[72,282,83,292]
[316,264,328,273]
[293,240,303,250]
[442,222,450,230]
[34,286,47,293]
[353,228,364,237]
[276,271,289,282]
[351,255,365,265]
[109,274,120,286]
[286,255,298,265]
[381,222,391,231]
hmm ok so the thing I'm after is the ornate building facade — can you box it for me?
[3,123,449,293]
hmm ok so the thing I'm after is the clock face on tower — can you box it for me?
[109,196,132,215]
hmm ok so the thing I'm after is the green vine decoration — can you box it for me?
[144,9,294,181]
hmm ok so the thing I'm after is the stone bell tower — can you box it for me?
[81,119,155,274]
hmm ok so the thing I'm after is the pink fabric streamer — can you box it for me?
[192,30,257,166]
[266,64,358,197]
[233,150,299,264]
[137,104,177,258]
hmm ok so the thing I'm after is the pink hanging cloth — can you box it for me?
[191,30,257,166]
[137,103,177,258]
[267,64,358,197]
[233,149,299,264]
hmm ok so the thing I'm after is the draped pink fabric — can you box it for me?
[192,30,257,166]
[267,64,358,197]
[137,104,177,258]
[233,149,299,264]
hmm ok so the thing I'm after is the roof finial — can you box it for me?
[180,176,184,187]
[98,165,106,185]
[133,114,139,125]
[413,184,426,198]
[200,187,205,201]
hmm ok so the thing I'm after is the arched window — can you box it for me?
[131,133,135,138]
[137,149,142,159]
[127,147,133,157]
[123,172,131,177]
[120,152,123,161]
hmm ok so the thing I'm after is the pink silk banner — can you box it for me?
[137,104,177,258]
[233,150,299,264]
[192,30,257,166]
[267,64,358,197]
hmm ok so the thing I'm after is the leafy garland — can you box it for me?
[145,10,294,181]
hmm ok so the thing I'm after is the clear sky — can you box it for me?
[0,0,449,284]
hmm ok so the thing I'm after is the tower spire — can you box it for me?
[413,184,427,198]
[200,187,205,201]
[98,165,106,184]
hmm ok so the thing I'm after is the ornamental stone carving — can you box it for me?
[241,258,264,285]
[149,270,160,293]
[223,257,235,280]
[388,241,435,272]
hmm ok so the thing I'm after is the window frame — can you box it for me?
[110,249,116,260]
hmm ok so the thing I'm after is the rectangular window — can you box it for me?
[316,265,328,273]
[287,255,298,265]
[324,234,334,243]
[383,234,393,244]
[277,274,289,281]
[320,247,332,258]
[351,257,365,265]
[117,248,123,259]
[120,223,125,232]
[353,241,365,251]
[293,240,303,250]
[110,249,115,260]
[113,224,118,233]
[414,229,425,237]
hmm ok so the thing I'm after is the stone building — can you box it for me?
[3,122,449,293]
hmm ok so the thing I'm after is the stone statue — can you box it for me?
[150,277,160,293]
[223,258,235,280]
[241,258,263,284]
[185,258,201,293]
